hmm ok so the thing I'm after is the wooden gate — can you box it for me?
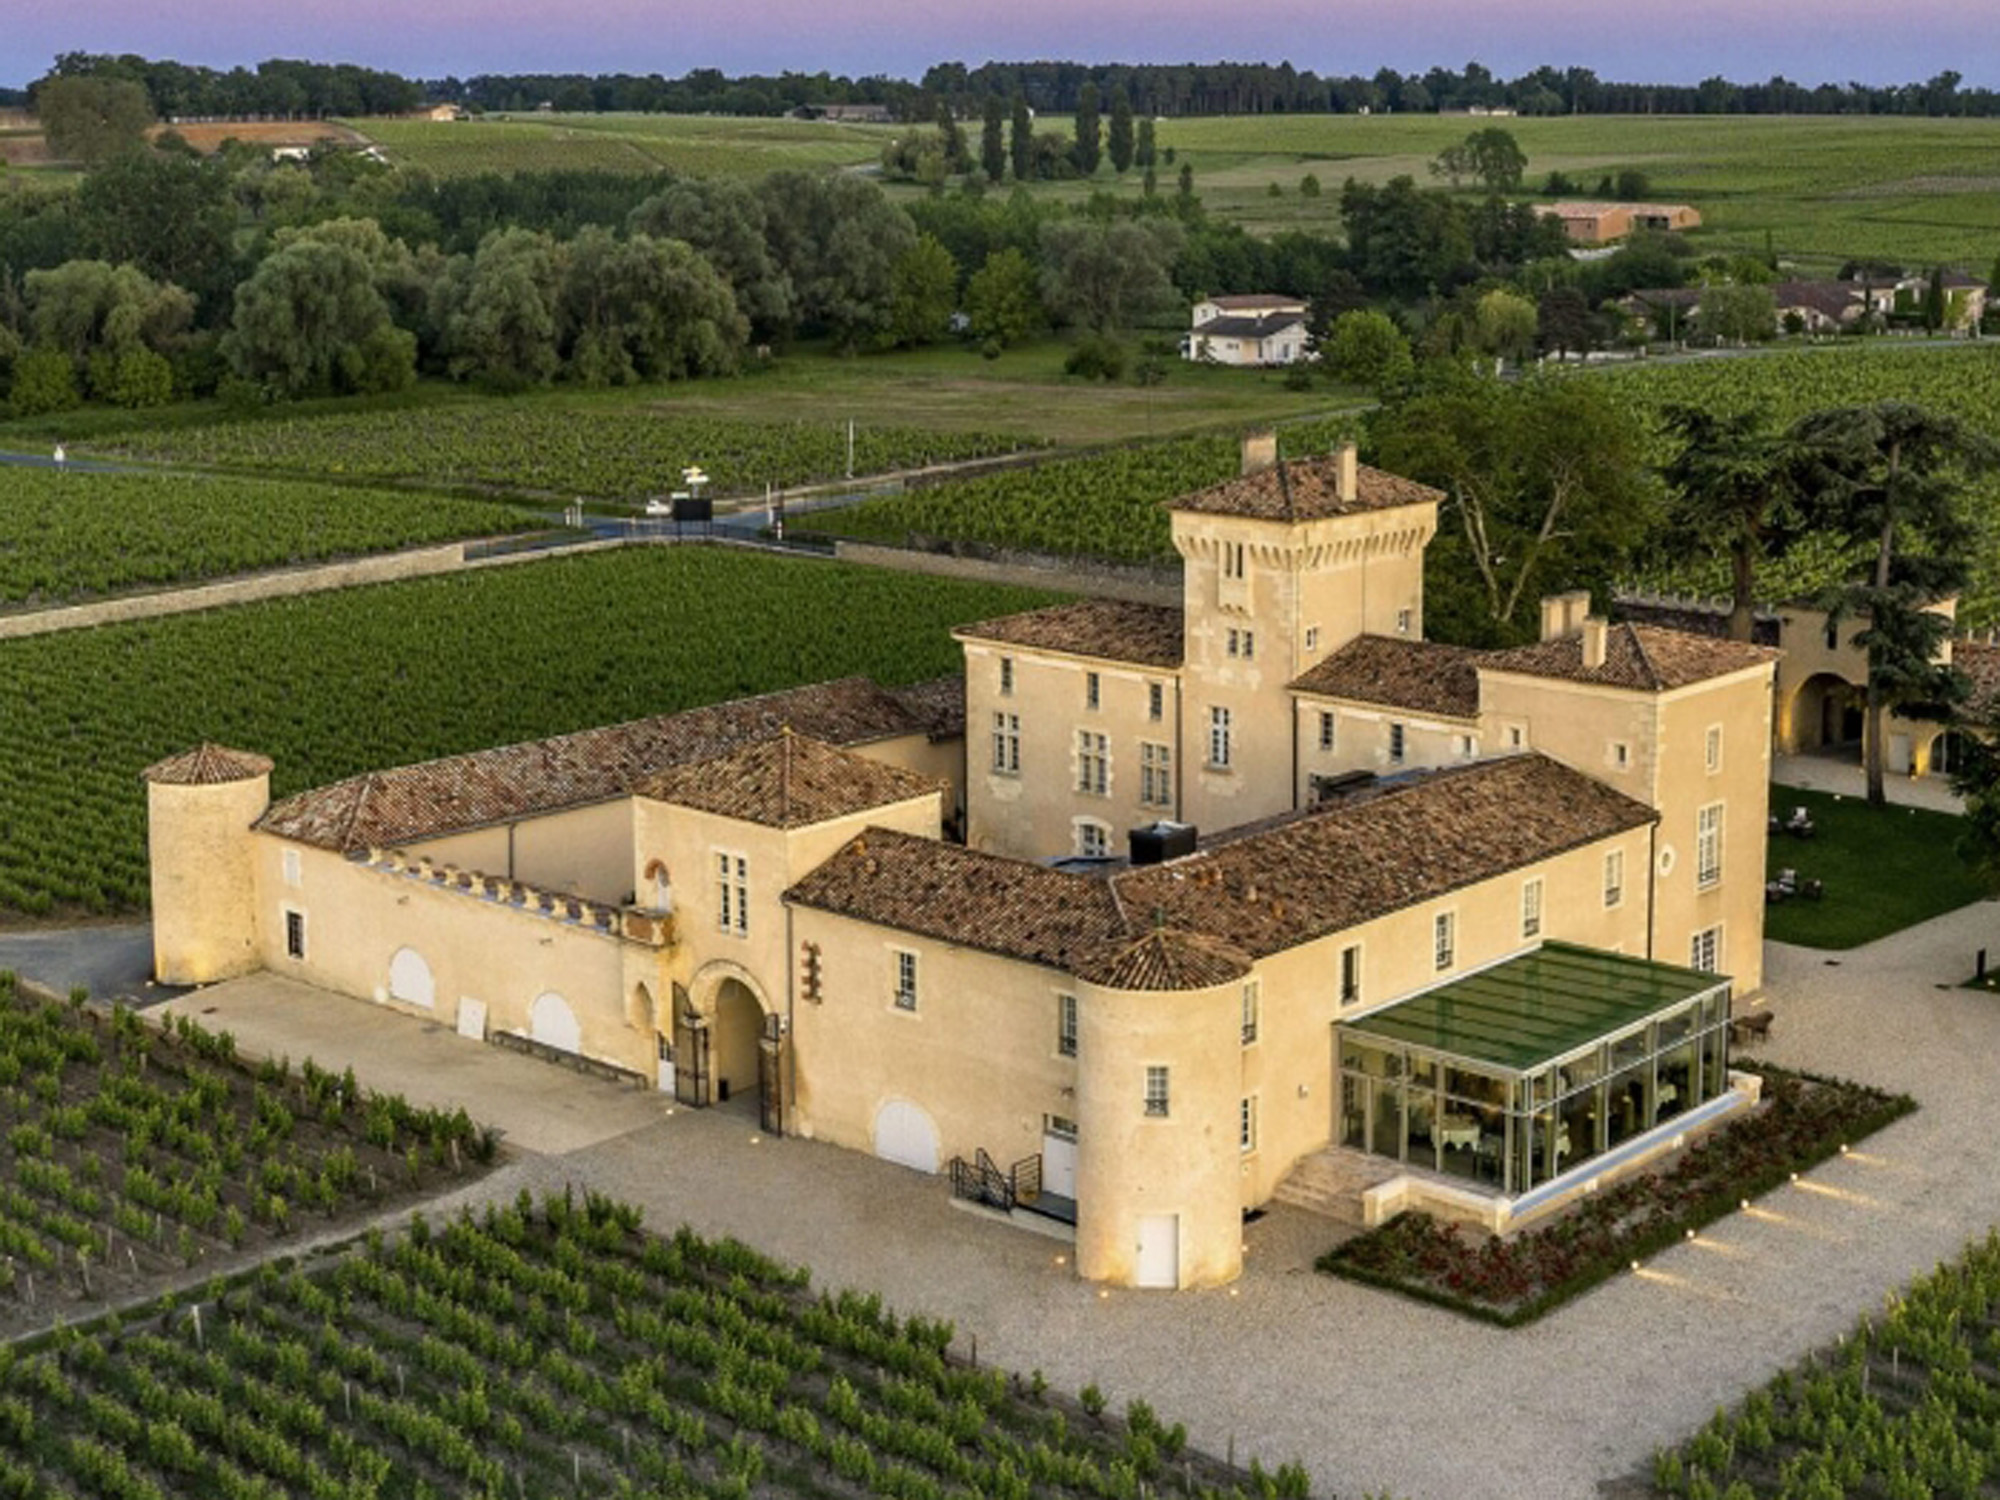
[673,982,710,1107]
[757,1013,786,1136]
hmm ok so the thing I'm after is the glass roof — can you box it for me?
[1342,942,1728,1075]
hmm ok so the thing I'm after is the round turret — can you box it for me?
[143,744,274,985]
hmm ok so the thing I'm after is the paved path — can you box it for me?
[147,902,2000,1499]
[1773,749,1964,813]
[0,922,159,1002]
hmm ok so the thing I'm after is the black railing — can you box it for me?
[1011,1153,1042,1205]
[948,1147,1015,1212]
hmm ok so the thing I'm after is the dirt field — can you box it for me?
[151,119,366,152]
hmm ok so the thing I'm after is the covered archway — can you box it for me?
[1781,672,1865,755]
[684,962,785,1131]
[1923,729,1971,779]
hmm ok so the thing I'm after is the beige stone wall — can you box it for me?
[1292,698,1478,800]
[849,733,967,832]
[962,642,1183,860]
[1476,671,1662,804]
[1771,602,1956,773]
[407,799,635,905]
[247,838,648,1073]
[148,775,271,984]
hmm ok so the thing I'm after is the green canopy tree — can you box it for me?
[1072,83,1101,176]
[885,234,958,349]
[223,234,414,397]
[1657,404,1801,642]
[1039,218,1183,334]
[1135,117,1157,171]
[74,150,234,315]
[981,96,1007,185]
[23,259,194,365]
[442,228,564,390]
[1792,401,1997,806]
[1699,283,1777,344]
[629,179,792,344]
[36,75,153,166]
[561,228,746,385]
[1322,309,1413,392]
[964,246,1042,349]
[1107,92,1136,174]
[757,173,914,352]
[1429,127,1527,191]
[1371,368,1656,642]
[1472,288,1538,366]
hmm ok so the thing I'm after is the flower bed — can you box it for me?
[1317,1065,1915,1326]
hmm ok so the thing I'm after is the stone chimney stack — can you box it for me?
[1539,589,1593,641]
[1337,442,1359,504]
[1240,429,1278,475]
[1581,615,1609,669]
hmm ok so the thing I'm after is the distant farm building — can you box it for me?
[419,103,466,122]
[793,103,896,124]
[1539,201,1702,245]
[1183,295,1311,367]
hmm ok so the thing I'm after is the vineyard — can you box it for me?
[0,973,491,1341]
[0,1191,1310,1500]
[1646,1227,2000,1499]
[355,112,889,180]
[804,418,1360,565]
[0,546,1052,919]
[0,470,534,608]
[88,407,1041,505]
[1602,344,2000,624]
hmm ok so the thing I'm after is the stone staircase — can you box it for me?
[1271,1148,1404,1226]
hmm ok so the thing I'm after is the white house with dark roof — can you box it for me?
[145,439,1779,1289]
[1183,295,1311,366]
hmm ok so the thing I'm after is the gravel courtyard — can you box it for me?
[159,891,2000,1500]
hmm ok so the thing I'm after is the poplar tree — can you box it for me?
[1072,83,1101,175]
[1010,97,1033,181]
[1108,91,1135,173]
[981,95,1006,184]
[1135,117,1157,169]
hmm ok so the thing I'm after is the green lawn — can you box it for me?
[1764,785,1993,948]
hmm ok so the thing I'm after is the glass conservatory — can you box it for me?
[1336,942,1734,1198]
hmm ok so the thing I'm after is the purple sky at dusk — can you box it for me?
[4,0,1992,91]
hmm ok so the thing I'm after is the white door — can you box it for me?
[529,991,582,1054]
[872,1101,940,1173]
[1042,1131,1078,1199]
[388,947,435,1008]
[1136,1213,1180,1289]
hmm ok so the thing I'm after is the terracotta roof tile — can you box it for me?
[1480,623,1778,693]
[1171,453,1443,523]
[789,755,1654,980]
[885,676,966,740]
[258,677,937,852]
[640,732,943,829]
[955,599,1185,669]
[1290,636,1482,719]
[1614,600,1782,649]
[1206,294,1306,311]
[142,744,275,786]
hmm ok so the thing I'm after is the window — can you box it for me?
[1824,617,1839,651]
[1076,821,1109,859]
[1144,1065,1171,1117]
[991,712,1019,775]
[893,951,918,1011]
[1077,731,1109,795]
[999,656,1014,696]
[1690,925,1722,973]
[1509,726,1524,749]
[1433,911,1456,972]
[1240,1096,1258,1154]
[1396,607,1413,636]
[1339,944,1362,1005]
[283,909,306,961]
[1046,1113,1078,1140]
[1222,542,1246,580]
[1696,803,1724,889]
[1388,723,1406,764]
[281,849,302,888]
[1305,625,1320,652]
[1085,671,1101,710]
[1521,877,1544,940]
[1208,706,1232,769]
[1318,711,1336,753]
[717,852,749,936]
[1603,848,1625,909]
[1057,993,1078,1057]
[1611,741,1630,770]
[1147,681,1164,722]
[1140,742,1173,807]
[1705,725,1723,774]
[1240,979,1260,1045]
[1226,627,1256,660]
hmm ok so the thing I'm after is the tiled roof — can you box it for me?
[1070,928,1253,991]
[1480,623,1778,693]
[789,755,1654,982]
[1193,313,1307,339]
[786,832,1126,972]
[640,732,943,829]
[1207,294,1306,311]
[1614,600,1782,649]
[258,677,939,852]
[885,676,966,740]
[142,744,275,786]
[1170,452,1443,523]
[1290,636,1482,719]
[955,599,1186,669]
[1115,755,1657,959]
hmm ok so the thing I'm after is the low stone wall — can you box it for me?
[830,539,1178,606]
[0,535,620,641]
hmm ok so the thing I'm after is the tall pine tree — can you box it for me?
[1073,82,1102,175]
[1010,96,1033,181]
[981,94,1006,183]
[1108,91,1135,173]
[1135,117,1157,169]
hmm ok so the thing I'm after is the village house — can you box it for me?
[1539,200,1702,245]
[146,440,1779,1289]
[1182,295,1311,366]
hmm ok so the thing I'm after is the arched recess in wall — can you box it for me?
[530,990,582,1054]
[872,1099,941,1174]
[642,857,673,912]
[387,947,435,1008]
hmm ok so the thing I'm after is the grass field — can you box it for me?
[0,546,1054,920]
[0,469,534,606]
[354,111,891,179]
[1763,787,1992,949]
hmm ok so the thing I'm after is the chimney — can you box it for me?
[1337,442,1359,503]
[1240,429,1278,476]
[1581,616,1609,669]
[1538,589,1593,641]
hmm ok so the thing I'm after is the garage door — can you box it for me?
[388,947,435,1008]
[872,1100,940,1174]
[529,991,582,1054]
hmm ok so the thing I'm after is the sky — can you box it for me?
[3,0,1992,92]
